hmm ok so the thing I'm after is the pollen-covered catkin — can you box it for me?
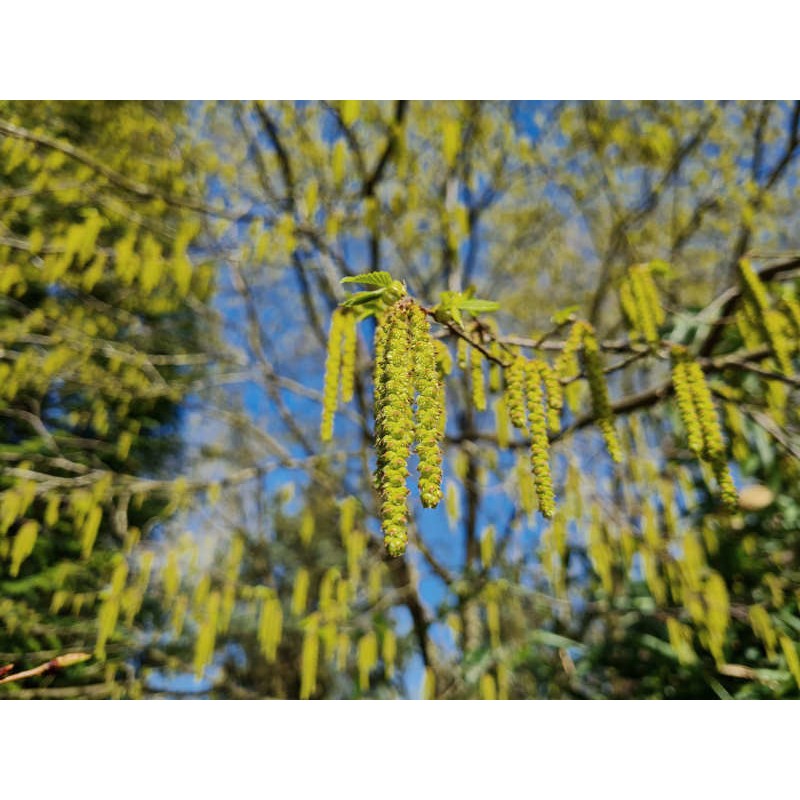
[320,309,345,441]
[374,302,414,556]
[713,460,739,512]
[555,321,584,382]
[620,264,664,344]
[538,360,563,433]
[470,345,487,412]
[505,355,528,430]
[525,361,555,518]
[671,348,704,456]
[409,304,444,509]
[489,342,502,393]
[633,264,664,342]
[580,324,622,463]
[671,347,738,510]
[738,259,793,375]
[457,336,468,370]
[684,359,725,462]
[339,310,357,404]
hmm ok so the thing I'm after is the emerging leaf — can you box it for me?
[341,271,394,288]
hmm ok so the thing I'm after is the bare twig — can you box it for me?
[0,652,91,686]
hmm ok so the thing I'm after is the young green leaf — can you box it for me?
[460,298,500,315]
[341,271,394,288]
[341,288,388,307]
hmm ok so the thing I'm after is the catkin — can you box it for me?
[555,321,584,382]
[620,264,664,344]
[505,356,528,430]
[470,346,487,412]
[339,310,357,403]
[409,304,444,509]
[357,631,378,691]
[457,337,469,370]
[580,324,622,463]
[494,396,510,449]
[538,360,563,433]
[258,594,283,663]
[300,614,320,700]
[671,349,704,456]
[489,342,503,393]
[738,259,793,374]
[320,309,345,442]
[671,347,738,510]
[374,302,414,556]
[525,361,555,518]
[684,359,725,461]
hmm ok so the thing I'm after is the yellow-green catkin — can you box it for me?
[494,396,510,449]
[749,604,777,659]
[374,302,414,556]
[555,321,584,381]
[480,525,496,569]
[258,593,283,663]
[299,614,320,700]
[291,567,310,616]
[580,324,622,463]
[525,361,555,518]
[538,360,563,433]
[320,309,345,442]
[671,348,704,456]
[357,631,378,691]
[423,666,436,699]
[685,359,737,509]
[457,337,469,370]
[193,590,220,678]
[339,310,357,403]
[621,264,664,344]
[738,259,793,374]
[556,321,585,412]
[480,673,497,700]
[671,348,737,507]
[409,304,444,509]
[489,342,503,393]
[780,290,800,343]
[382,630,397,679]
[780,635,800,688]
[505,356,528,430]
[470,346,487,412]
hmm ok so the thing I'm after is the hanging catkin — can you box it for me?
[670,346,738,510]
[525,361,555,518]
[580,323,622,463]
[470,345,487,411]
[738,259,793,375]
[320,309,345,442]
[374,302,414,556]
[671,348,704,456]
[538,360,563,433]
[505,355,528,430]
[409,304,444,509]
[339,310,357,403]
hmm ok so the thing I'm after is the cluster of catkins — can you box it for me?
[671,346,738,510]
[504,355,563,518]
[321,309,358,442]
[619,263,665,345]
[737,259,794,376]
[373,301,444,556]
[553,321,623,464]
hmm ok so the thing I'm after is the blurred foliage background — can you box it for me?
[1,100,799,699]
